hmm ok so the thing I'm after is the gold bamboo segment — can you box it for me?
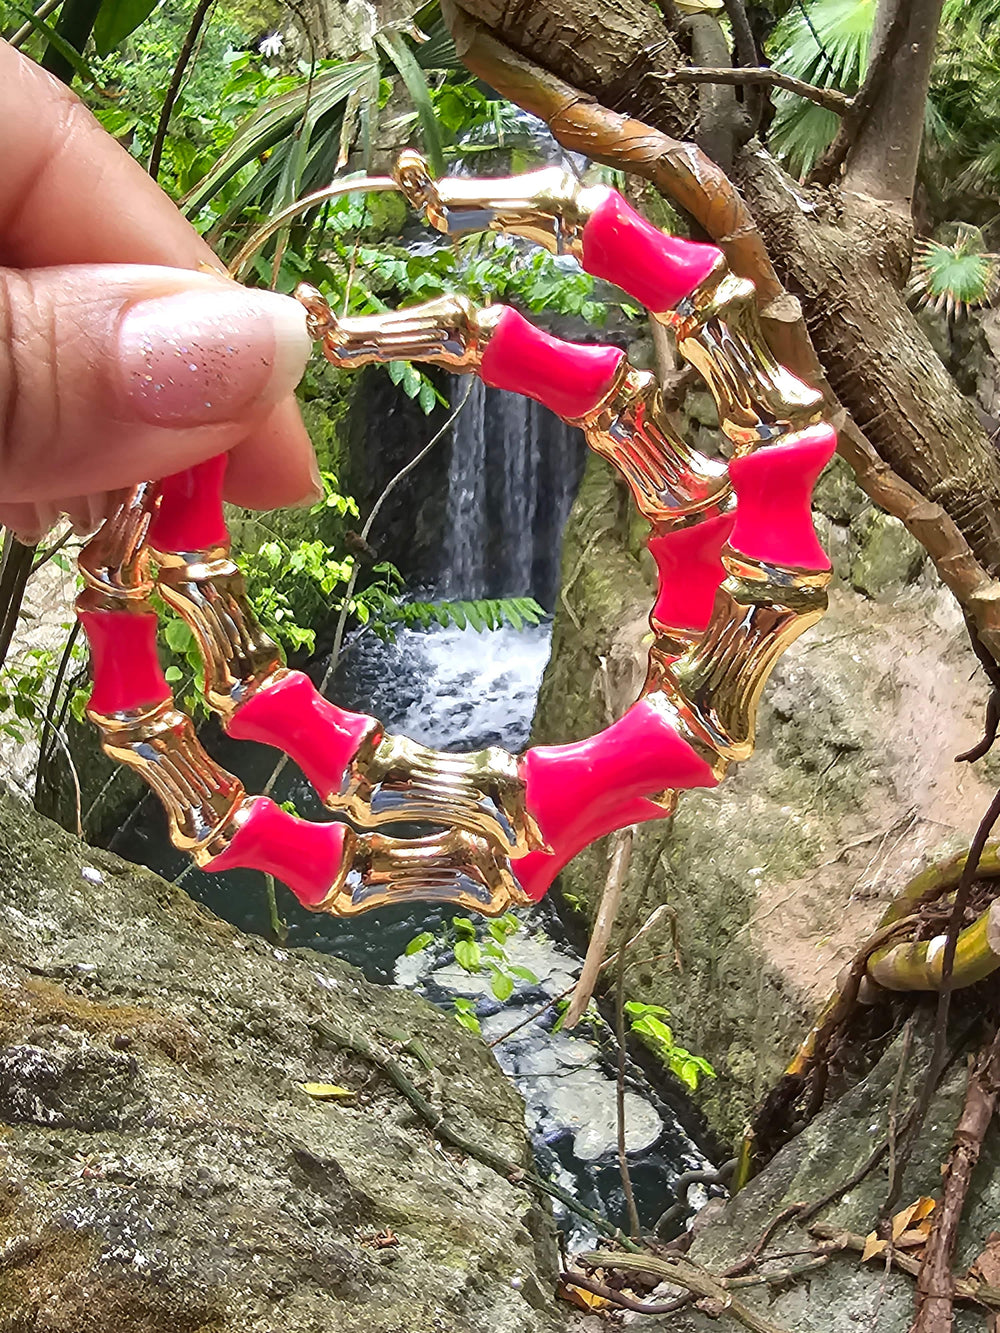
[651,549,830,766]
[393,148,609,256]
[151,545,283,722]
[867,900,1000,991]
[299,285,731,529]
[318,823,530,917]
[304,289,503,371]
[331,730,545,857]
[78,483,158,601]
[668,269,824,450]
[577,364,730,525]
[88,696,246,864]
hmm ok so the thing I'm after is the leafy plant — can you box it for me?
[404,911,539,1023]
[908,225,1000,317]
[624,1001,717,1092]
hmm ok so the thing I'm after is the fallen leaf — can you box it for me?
[862,1233,887,1263]
[557,1277,611,1312]
[360,1227,398,1250]
[968,1231,1000,1286]
[301,1082,356,1100]
[862,1198,937,1263]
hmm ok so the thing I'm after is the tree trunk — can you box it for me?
[844,0,946,210]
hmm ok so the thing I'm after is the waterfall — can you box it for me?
[441,376,586,607]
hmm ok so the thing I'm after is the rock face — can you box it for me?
[0,793,571,1332]
[628,1010,998,1332]
[533,448,996,1143]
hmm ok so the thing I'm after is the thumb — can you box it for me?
[0,264,312,505]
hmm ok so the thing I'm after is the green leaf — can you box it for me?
[625,1001,671,1020]
[452,997,481,1034]
[376,29,447,177]
[454,938,482,973]
[164,665,184,682]
[164,618,194,653]
[92,0,160,55]
[489,968,515,1001]
[507,965,539,985]
[11,4,99,85]
[405,931,434,956]
[452,915,476,938]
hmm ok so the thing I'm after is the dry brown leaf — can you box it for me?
[968,1231,1000,1286]
[557,1277,612,1312]
[862,1233,887,1262]
[862,1198,937,1262]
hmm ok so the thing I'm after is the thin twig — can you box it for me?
[486,904,673,1047]
[809,1223,1000,1312]
[33,619,80,807]
[561,1270,689,1316]
[314,1016,643,1250]
[564,827,633,1028]
[659,66,851,115]
[911,1026,1000,1332]
[7,0,62,48]
[148,0,216,182]
[809,0,913,186]
[574,1250,795,1333]
[883,1016,916,1222]
[615,891,641,1240]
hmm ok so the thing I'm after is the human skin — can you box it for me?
[0,39,318,543]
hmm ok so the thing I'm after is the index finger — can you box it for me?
[0,39,217,269]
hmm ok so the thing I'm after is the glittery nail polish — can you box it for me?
[118,287,310,427]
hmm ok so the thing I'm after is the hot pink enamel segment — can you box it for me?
[513,793,675,902]
[147,455,230,553]
[79,608,172,715]
[520,699,717,897]
[581,192,722,313]
[728,425,836,570]
[649,510,735,636]
[204,796,349,907]
[226,670,377,803]
[480,307,624,420]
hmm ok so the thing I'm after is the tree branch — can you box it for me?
[148,0,215,182]
[813,0,943,199]
[661,66,851,115]
[911,1028,1000,1332]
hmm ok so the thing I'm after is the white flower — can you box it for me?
[258,32,283,57]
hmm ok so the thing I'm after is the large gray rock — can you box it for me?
[0,792,572,1332]
[533,452,994,1142]
[637,1015,995,1331]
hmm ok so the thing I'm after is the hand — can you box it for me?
[0,40,320,544]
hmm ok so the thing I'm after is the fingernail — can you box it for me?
[294,451,325,508]
[119,287,311,427]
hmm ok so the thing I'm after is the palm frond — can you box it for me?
[767,0,877,178]
[908,225,1000,319]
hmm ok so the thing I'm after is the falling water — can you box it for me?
[441,377,585,606]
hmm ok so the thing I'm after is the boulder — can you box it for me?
[533,453,994,1143]
[0,792,571,1332]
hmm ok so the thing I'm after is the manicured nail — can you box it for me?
[119,287,311,427]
